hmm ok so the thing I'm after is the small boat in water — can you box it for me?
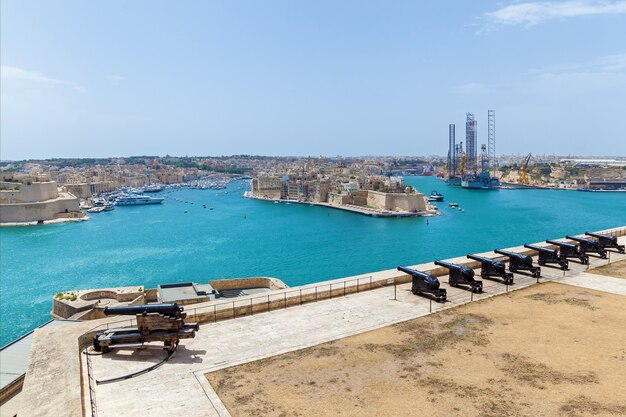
[87,207,105,213]
[449,202,459,207]
[427,190,444,202]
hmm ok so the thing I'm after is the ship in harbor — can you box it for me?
[427,190,444,202]
[461,171,500,189]
[114,195,164,206]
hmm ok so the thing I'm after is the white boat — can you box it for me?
[115,195,164,206]
[143,185,163,193]
[87,207,105,213]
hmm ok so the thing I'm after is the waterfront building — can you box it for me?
[0,176,83,224]
[251,176,282,199]
[250,162,429,214]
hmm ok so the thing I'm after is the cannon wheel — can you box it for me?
[600,251,607,259]
[538,260,545,266]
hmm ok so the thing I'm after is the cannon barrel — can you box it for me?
[546,239,577,249]
[494,249,531,262]
[434,260,475,277]
[565,235,595,244]
[468,253,512,284]
[435,260,474,275]
[524,244,556,254]
[584,232,624,254]
[467,254,503,266]
[397,266,439,287]
[103,303,183,317]
[585,231,616,243]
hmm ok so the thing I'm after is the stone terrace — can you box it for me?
[14,228,626,417]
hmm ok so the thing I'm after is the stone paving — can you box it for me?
[87,237,626,417]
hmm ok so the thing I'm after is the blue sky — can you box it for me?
[1,1,625,159]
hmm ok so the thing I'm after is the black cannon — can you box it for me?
[494,249,541,277]
[566,235,607,258]
[434,260,482,293]
[93,303,198,353]
[546,239,589,264]
[397,266,446,302]
[103,303,183,317]
[585,232,625,254]
[524,244,569,270]
[467,254,514,285]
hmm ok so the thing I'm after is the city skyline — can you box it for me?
[2,1,626,160]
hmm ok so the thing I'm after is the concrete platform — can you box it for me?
[12,228,626,417]
[86,238,626,417]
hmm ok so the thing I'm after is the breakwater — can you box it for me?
[1,176,625,345]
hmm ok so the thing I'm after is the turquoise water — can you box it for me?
[1,177,624,345]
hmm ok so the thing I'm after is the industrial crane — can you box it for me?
[459,152,467,176]
[519,153,532,185]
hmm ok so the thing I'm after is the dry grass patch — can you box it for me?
[587,259,626,279]
[206,282,626,417]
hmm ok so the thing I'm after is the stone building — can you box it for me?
[0,179,82,224]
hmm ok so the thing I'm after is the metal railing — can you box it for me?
[85,348,98,417]
[186,274,388,325]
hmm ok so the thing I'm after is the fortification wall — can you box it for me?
[329,193,350,205]
[0,182,59,204]
[366,191,426,212]
[64,183,91,199]
[0,196,80,223]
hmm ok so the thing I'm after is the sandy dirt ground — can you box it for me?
[588,259,626,279]
[206,282,626,417]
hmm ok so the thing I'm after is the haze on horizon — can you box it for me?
[1,0,626,160]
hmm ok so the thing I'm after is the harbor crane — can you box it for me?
[459,152,467,176]
[519,153,532,185]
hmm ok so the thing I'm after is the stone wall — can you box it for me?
[51,298,95,320]
[252,177,282,199]
[329,193,350,205]
[0,182,59,204]
[64,183,91,199]
[351,190,368,206]
[366,190,426,212]
[0,195,80,223]
[210,277,288,291]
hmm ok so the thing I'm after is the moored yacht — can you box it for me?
[115,195,164,206]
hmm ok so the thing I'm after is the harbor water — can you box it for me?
[1,176,624,345]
